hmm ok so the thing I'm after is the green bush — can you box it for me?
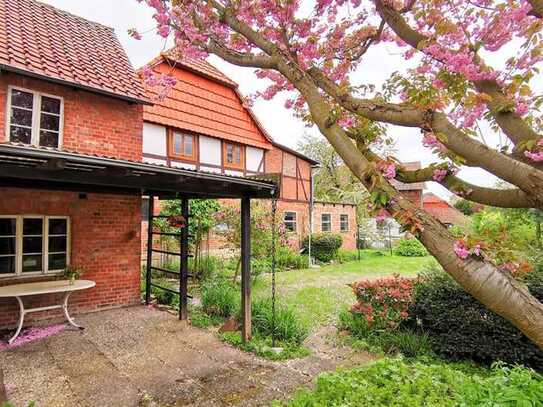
[408,267,543,370]
[191,255,221,281]
[275,246,308,270]
[394,238,428,257]
[251,298,308,345]
[302,233,343,263]
[201,280,239,318]
[275,358,543,406]
[219,331,310,361]
[338,309,431,358]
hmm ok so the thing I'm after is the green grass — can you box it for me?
[253,250,430,329]
[219,332,311,361]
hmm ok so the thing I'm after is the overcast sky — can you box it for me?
[39,0,512,201]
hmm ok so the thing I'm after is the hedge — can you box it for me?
[407,267,543,370]
[394,238,428,257]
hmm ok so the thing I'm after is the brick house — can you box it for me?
[0,0,275,337]
[140,52,359,251]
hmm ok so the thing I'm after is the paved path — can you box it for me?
[0,306,373,406]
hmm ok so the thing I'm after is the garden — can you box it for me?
[143,199,543,405]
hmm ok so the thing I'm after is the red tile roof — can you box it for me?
[142,54,273,149]
[423,193,468,225]
[0,0,149,104]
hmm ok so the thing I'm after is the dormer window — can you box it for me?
[7,87,63,148]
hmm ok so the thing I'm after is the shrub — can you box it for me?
[251,298,308,345]
[394,238,428,257]
[349,274,414,330]
[201,280,239,318]
[275,246,308,270]
[408,267,543,370]
[302,233,343,263]
[275,358,543,406]
[191,255,221,281]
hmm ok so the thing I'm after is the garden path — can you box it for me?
[1,306,373,406]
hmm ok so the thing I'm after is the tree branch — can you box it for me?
[528,0,543,18]
[374,0,542,147]
[397,166,536,208]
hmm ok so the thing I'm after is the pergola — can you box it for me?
[0,142,279,341]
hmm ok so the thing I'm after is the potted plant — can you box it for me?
[64,265,82,285]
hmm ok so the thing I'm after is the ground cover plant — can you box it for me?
[274,358,543,406]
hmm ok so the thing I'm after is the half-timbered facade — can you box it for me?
[140,53,358,250]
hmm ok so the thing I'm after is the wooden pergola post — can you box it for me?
[241,197,252,342]
[145,195,154,305]
[179,198,189,321]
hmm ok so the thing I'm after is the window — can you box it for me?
[284,212,297,232]
[223,142,245,169]
[0,216,69,277]
[321,213,331,232]
[169,131,197,161]
[7,87,63,148]
[340,214,349,232]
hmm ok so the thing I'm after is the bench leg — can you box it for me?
[62,292,82,330]
[8,297,25,345]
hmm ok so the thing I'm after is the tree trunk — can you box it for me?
[0,368,7,404]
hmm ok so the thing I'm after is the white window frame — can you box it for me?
[6,86,64,148]
[283,211,297,233]
[0,215,70,278]
[340,214,349,232]
[321,213,332,232]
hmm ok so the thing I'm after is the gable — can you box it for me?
[143,61,272,150]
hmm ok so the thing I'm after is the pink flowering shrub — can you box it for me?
[349,274,414,330]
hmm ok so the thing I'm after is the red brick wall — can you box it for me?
[313,202,358,250]
[265,147,312,203]
[0,72,143,161]
[0,188,141,328]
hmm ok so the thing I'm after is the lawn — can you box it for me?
[253,250,431,330]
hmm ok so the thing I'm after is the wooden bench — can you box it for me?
[0,280,95,344]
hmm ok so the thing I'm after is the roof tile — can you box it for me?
[0,0,148,103]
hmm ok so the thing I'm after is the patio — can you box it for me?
[0,306,372,406]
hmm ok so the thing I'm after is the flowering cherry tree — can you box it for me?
[137,0,543,348]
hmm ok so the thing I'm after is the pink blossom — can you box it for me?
[0,324,66,350]
[128,28,142,40]
[378,162,396,179]
[376,209,388,222]
[453,240,470,260]
[432,79,446,89]
[433,168,448,182]
[525,150,543,162]
[472,244,481,257]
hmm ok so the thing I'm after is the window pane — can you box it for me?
[23,236,42,254]
[234,146,241,164]
[173,133,183,154]
[0,218,16,236]
[11,107,33,127]
[11,89,33,109]
[48,253,67,270]
[39,130,59,148]
[23,218,43,235]
[10,126,32,143]
[40,113,60,131]
[0,237,16,255]
[49,236,67,252]
[41,96,61,114]
[0,256,15,274]
[22,254,42,272]
[284,212,295,221]
[49,218,67,235]
[183,136,193,156]
[226,145,233,163]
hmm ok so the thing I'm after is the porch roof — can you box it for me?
[0,143,278,199]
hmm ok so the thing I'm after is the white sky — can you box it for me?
[39,0,515,201]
